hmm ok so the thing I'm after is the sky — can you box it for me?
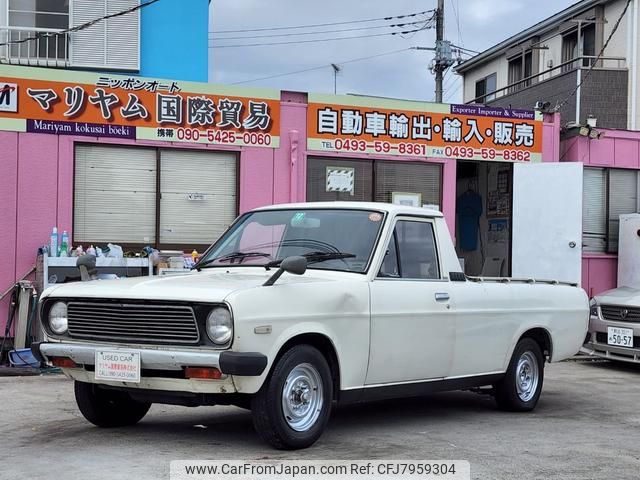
[208,0,578,103]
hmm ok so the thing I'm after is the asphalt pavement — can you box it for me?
[1,359,639,480]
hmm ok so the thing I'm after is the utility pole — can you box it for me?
[415,3,456,102]
[435,0,445,102]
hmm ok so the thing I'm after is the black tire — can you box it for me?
[74,381,151,427]
[251,345,333,450]
[494,338,544,412]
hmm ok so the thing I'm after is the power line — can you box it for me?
[443,82,462,103]
[449,0,463,47]
[0,0,159,47]
[451,44,479,55]
[209,26,432,49]
[210,10,436,34]
[211,19,431,41]
[554,0,631,112]
[229,48,413,85]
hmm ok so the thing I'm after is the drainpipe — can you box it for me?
[627,0,633,128]
[632,0,638,130]
[289,130,299,202]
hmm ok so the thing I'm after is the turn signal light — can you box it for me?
[185,367,222,380]
[50,357,78,368]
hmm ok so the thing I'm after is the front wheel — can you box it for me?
[74,381,151,427]
[251,345,333,449]
[494,338,544,411]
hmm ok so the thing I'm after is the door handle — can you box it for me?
[435,292,450,302]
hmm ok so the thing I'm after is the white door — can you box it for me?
[367,218,454,385]
[512,162,583,284]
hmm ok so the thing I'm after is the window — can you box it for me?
[474,73,497,103]
[74,145,237,250]
[582,167,640,253]
[508,52,532,92]
[379,220,440,279]
[562,24,597,70]
[201,209,384,273]
[306,157,442,208]
[562,31,578,71]
[70,0,140,71]
[7,0,69,60]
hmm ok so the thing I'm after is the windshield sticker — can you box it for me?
[291,212,306,226]
[369,213,383,222]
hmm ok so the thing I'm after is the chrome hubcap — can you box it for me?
[516,351,539,402]
[281,363,323,432]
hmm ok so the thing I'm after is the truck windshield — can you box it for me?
[197,209,385,273]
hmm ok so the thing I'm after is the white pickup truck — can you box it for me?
[34,202,589,449]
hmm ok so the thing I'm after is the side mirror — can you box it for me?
[280,256,307,275]
[263,256,307,286]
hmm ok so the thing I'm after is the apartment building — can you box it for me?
[456,0,634,130]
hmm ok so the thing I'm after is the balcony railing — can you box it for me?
[469,55,627,104]
[0,26,69,68]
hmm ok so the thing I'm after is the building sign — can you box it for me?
[0,65,280,148]
[307,93,543,162]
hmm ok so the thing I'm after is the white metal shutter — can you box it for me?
[106,0,139,70]
[159,150,237,245]
[74,145,156,244]
[70,0,106,68]
[608,169,638,252]
[70,0,139,70]
[582,167,607,253]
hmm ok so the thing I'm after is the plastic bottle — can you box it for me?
[50,227,58,257]
[191,249,198,262]
[59,230,69,257]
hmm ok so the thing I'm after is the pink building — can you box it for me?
[1,65,564,336]
[561,127,640,297]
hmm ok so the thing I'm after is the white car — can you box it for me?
[33,202,589,449]
[583,287,640,363]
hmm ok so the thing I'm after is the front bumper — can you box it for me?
[582,313,640,364]
[32,341,268,392]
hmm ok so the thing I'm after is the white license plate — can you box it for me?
[95,350,141,383]
[607,327,634,348]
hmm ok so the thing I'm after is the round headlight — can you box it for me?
[206,307,233,345]
[49,301,68,334]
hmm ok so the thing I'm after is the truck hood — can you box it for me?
[594,286,640,306]
[43,268,341,303]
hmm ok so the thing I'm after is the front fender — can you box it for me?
[226,280,370,395]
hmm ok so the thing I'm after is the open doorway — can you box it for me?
[455,161,513,277]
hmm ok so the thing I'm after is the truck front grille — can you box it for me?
[600,305,640,323]
[67,301,200,344]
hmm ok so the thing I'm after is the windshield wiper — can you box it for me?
[194,251,272,270]
[265,251,355,269]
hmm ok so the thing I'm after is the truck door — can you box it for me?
[366,217,454,385]
[512,162,583,285]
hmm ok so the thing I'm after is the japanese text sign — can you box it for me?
[307,93,543,162]
[0,65,280,148]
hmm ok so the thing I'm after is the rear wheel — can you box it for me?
[494,338,544,411]
[251,345,333,450]
[74,381,151,427]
